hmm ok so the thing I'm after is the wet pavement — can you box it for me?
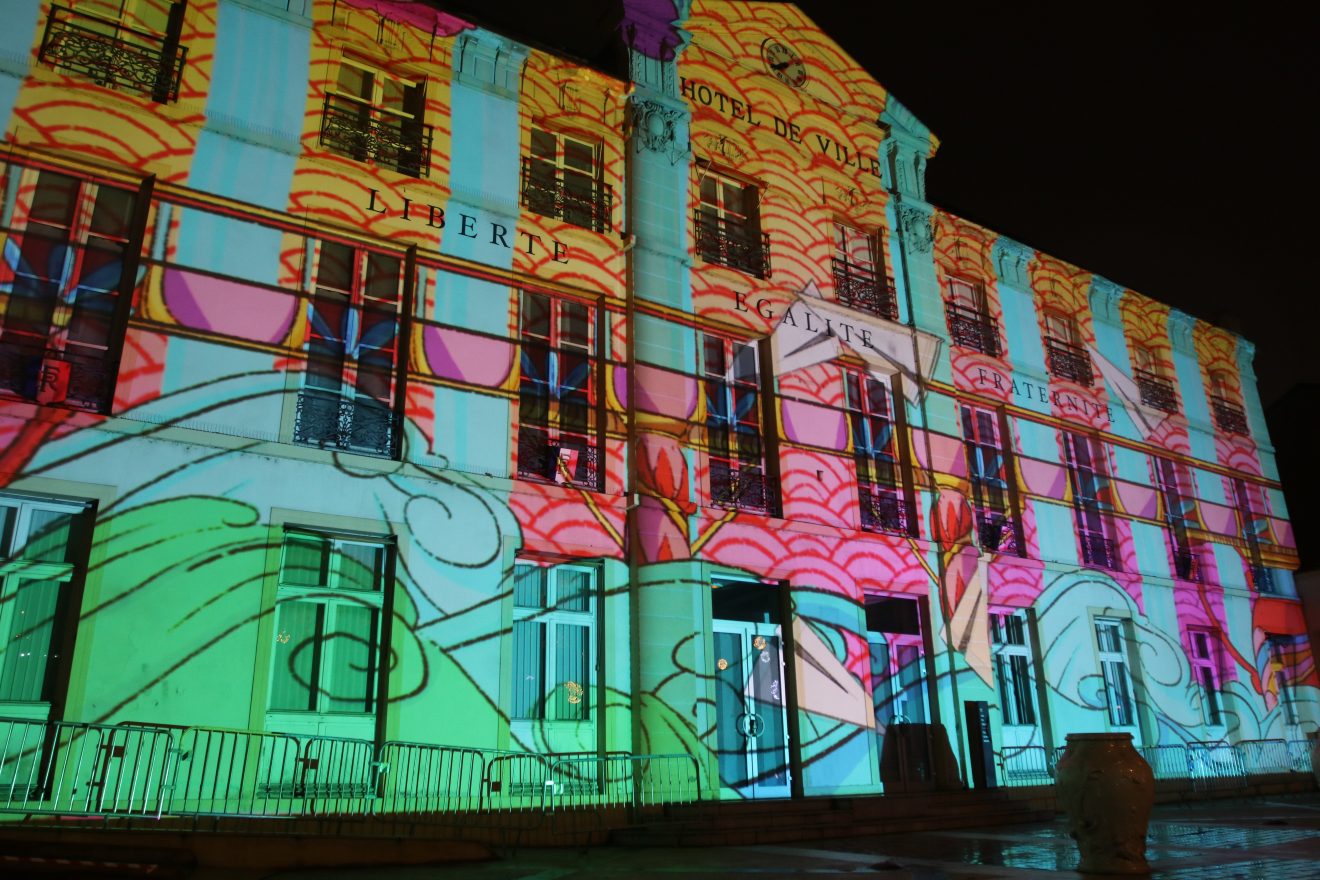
[202,794,1320,879]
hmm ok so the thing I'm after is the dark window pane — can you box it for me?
[88,186,134,239]
[317,241,355,292]
[29,172,78,226]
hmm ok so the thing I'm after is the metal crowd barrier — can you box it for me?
[996,745,1057,787]
[543,752,701,811]
[1139,744,1189,780]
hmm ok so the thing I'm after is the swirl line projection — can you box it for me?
[0,0,1310,813]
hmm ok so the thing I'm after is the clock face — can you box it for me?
[761,40,807,88]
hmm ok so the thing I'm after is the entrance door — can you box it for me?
[713,619,791,798]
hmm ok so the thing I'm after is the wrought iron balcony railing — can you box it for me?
[293,389,397,458]
[321,97,433,178]
[1210,395,1249,435]
[694,211,771,278]
[976,510,1019,555]
[831,258,898,321]
[0,343,115,413]
[1172,548,1201,582]
[1250,564,1275,594]
[1135,368,1178,413]
[1045,337,1094,386]
[710,460,779,517]
[520,158,612,232]
[39,5,187,103]
[944,301,1000,356]
[1080,532,1118,570]
[859,482,908,535]
[517,425,601,490]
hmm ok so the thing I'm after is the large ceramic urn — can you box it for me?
[1054,733,1155,875]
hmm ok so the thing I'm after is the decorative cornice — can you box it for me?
[991,236,1033,288]
[629,97,687,164]
[1087,276,1125,324]
[453,29,527,100]
[896,202,933,255]
[1236,335,1257,377]
[1167,309,1197,355]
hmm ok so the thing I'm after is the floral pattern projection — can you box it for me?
[0,0,1311,805]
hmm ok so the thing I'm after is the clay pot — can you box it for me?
[1054,733,1154,875]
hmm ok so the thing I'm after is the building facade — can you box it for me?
[0,0,1313,802]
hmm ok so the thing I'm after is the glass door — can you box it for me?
[713,619,790,798]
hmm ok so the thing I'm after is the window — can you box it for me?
[321,58,431,177]
[991,611,1037,726]
[694,170,768,277]
[1094,619,1136,727]
[1063,432,1116,570]
[703,334,776,515]
[832,222,896,320]
[961,405,1018,554]
[847,371,907,535]
[269,531,388,715]
[1232,478,1274,593]
[0,168,139,413]
[1042,308,1093,386]
[39,0,187,103]
[293,240,404,457]
[1187,629,1222,726]
[1131,343,1177,413]
[1208,369,1248,435]
[944,277,999,355]
[1266,635,1300,725]
[511,561,595,721]
[1153,457,1199,581]
[0,496,89,710]
[522,129,611,232]
[518,291,599,489]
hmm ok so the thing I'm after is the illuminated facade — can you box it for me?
[0,0,1313,803]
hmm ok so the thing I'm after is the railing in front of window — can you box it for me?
[517,425,601,491]
[321,97,434,178]
[859,482,908,535]
[1210,395,1249,435]
[520,158,612,232]
[694,211,771,278]
[831,258,898,321]
[1045,337,1094,386]
[0,342,114,413]
[710,460,779,517]
[293,389,397,458]
[39,5,187,103]
[1250,564,1275,594]
[1135,368,1177,413]
[1080,531,1117,570]
[1172,548,1201,582]
[976,510,1019,555]
[944,302,1000,356]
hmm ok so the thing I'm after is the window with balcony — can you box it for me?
[703,334,777,516]
[832,222,896,320]
[268,530,389,717]
[991,610,1038,727]
[1266,635,1300,725]
[1208,369,1248,435]
[293,241,403,458]
[1094,618,1137,728]
[39,1,188,103]
[522,129,611,232]
[944,277,999,355]
[1131,343,1177,413]
[1063,432,1117,570]
[321,58,431,177]
[961,405,1020,555]
[0,495,92,718]
[511,561,596,722]
[1232,477,1274,593]
[1153,457,1200,581]
[847,371,908,535]
[1187,628,1222,727]
[0,168,141,413]
[694,170,769,277]
[1042,308,1093,386]
[518,291,599,489]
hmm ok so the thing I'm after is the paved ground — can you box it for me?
[245,794,1320,880]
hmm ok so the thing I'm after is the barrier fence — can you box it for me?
[0,716,700,822]
[995,737,1315,790]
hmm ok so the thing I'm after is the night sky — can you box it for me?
[437,1,1315,408]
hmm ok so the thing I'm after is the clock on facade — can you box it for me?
[761,39,807,88]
